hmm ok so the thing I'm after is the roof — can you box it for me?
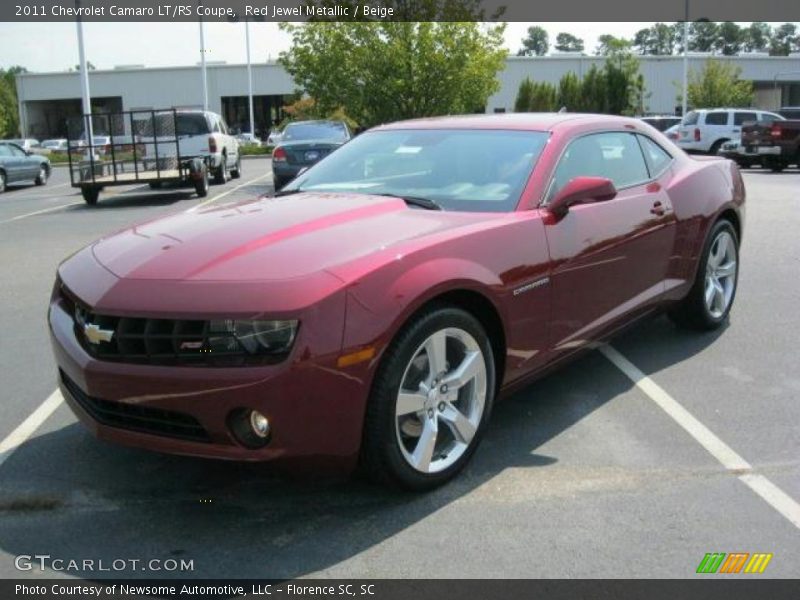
[374,112,634,132]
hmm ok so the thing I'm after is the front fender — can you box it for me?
[342,256,505,358]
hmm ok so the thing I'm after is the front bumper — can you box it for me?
[49,285,368,472]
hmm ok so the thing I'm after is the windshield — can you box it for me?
[682,111,699,126]
[282,122,348,142]
[283,129,550,213]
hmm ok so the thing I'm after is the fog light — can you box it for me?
[250,410,270,438]
[228,407,272,449]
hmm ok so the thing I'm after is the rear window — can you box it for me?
[704,112,729,126]
[282,122,348,142]
[682,111,699,126]
[177,114,211,136]
[734,112,757,126]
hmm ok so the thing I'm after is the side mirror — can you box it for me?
[547,176,617,220]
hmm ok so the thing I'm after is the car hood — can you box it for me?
[90,193,498,283]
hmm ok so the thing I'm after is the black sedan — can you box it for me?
[0,141,51,192]
[271,120,351,189]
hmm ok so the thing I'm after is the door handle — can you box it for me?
[650,201,667,216]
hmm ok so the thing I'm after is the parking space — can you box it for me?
[0,163,798,578]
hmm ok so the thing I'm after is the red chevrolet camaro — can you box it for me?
[49,113,744,489]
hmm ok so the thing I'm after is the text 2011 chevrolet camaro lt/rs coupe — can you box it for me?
[49,114,744,490]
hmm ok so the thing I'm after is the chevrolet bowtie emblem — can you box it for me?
[83,323,114,345]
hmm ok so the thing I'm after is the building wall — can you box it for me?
[16,55,800,136]
[488,55,800,115]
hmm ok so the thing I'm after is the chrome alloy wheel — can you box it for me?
[704,230,737,319]
[394,327,487,474]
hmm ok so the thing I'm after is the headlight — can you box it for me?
[208,319,299,356]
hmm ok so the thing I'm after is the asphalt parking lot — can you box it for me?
[0,158,798,579]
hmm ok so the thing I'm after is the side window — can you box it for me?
[549,132,649,200]
[734,112,757,126]
[8,144,26,157]
[638,135,673,177]
[0,145,10,157]
[705,112,728,126]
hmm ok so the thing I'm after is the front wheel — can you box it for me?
[35,165,48,186]
[230,155,241,179]
[669,219,739,330]
[361,306,495,490]
[81,186,100,206]
[0,170,5,193]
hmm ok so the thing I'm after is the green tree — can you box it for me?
[580,65,607,113]
[714,22,743,56]
[0,66,26,138]
[633,23,676,55]
[686,60,754,108]
[596,35,631,57]
[556,71,582,111]
[280,18,506,126]
[514,77,534,112]
[742,22,772,53]
[603,49,645,115]
[517,25,548,57]
[769,23,799,56]
[689,21,719,52]
[554,32,584,53]
[530,82,557,111]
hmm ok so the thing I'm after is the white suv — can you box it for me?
[147,110,240,184]
[676,108,783,154]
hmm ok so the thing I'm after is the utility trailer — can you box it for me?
[67,108,210,205]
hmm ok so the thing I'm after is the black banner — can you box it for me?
[4,580,800,600]
[3,0,800,22]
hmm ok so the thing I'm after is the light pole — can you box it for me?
[198,7,209,111]
[245,19,255,137]
[682,0,689,117]
[75,0,93,156]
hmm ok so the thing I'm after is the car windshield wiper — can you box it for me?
[274,189,302,197]
[375,193,442,211]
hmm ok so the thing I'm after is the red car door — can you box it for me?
[542,131,676,355]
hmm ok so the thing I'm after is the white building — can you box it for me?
[16,54,800,139]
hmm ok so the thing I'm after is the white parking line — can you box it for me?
[189,172,271,212]
[600,344,800,530]
[0,201,83,224]
[0,389,63,469]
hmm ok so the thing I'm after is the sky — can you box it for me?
[0,22,796,73]
[0,22,659,72]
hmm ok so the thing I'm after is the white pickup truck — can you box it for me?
[145,110,241,184]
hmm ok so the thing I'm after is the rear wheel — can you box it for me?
[148,181,162,190]
[272,174,288,191]
[81,186,100,206]
[230,155,241,179]
[769,160,786,173]
[214,154,229,184]
[0,170,5,193]
[35,165,48,186]
[708,139,726,155]
[669,219,739,330]
[361,305,495,490]
[194,165,209,198]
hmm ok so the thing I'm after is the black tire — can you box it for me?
[148,182,162,190]
[230,155,241,179]
[35,165,48,186]
[81,187,100,206]
[736,160,753,169]
[194,166,209,198]
[0,170,5,193]
[361,304,496,491]
[769,162,785,173]
[668,219,739,330]
[708,139,726,156]
[214,154,229,184]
